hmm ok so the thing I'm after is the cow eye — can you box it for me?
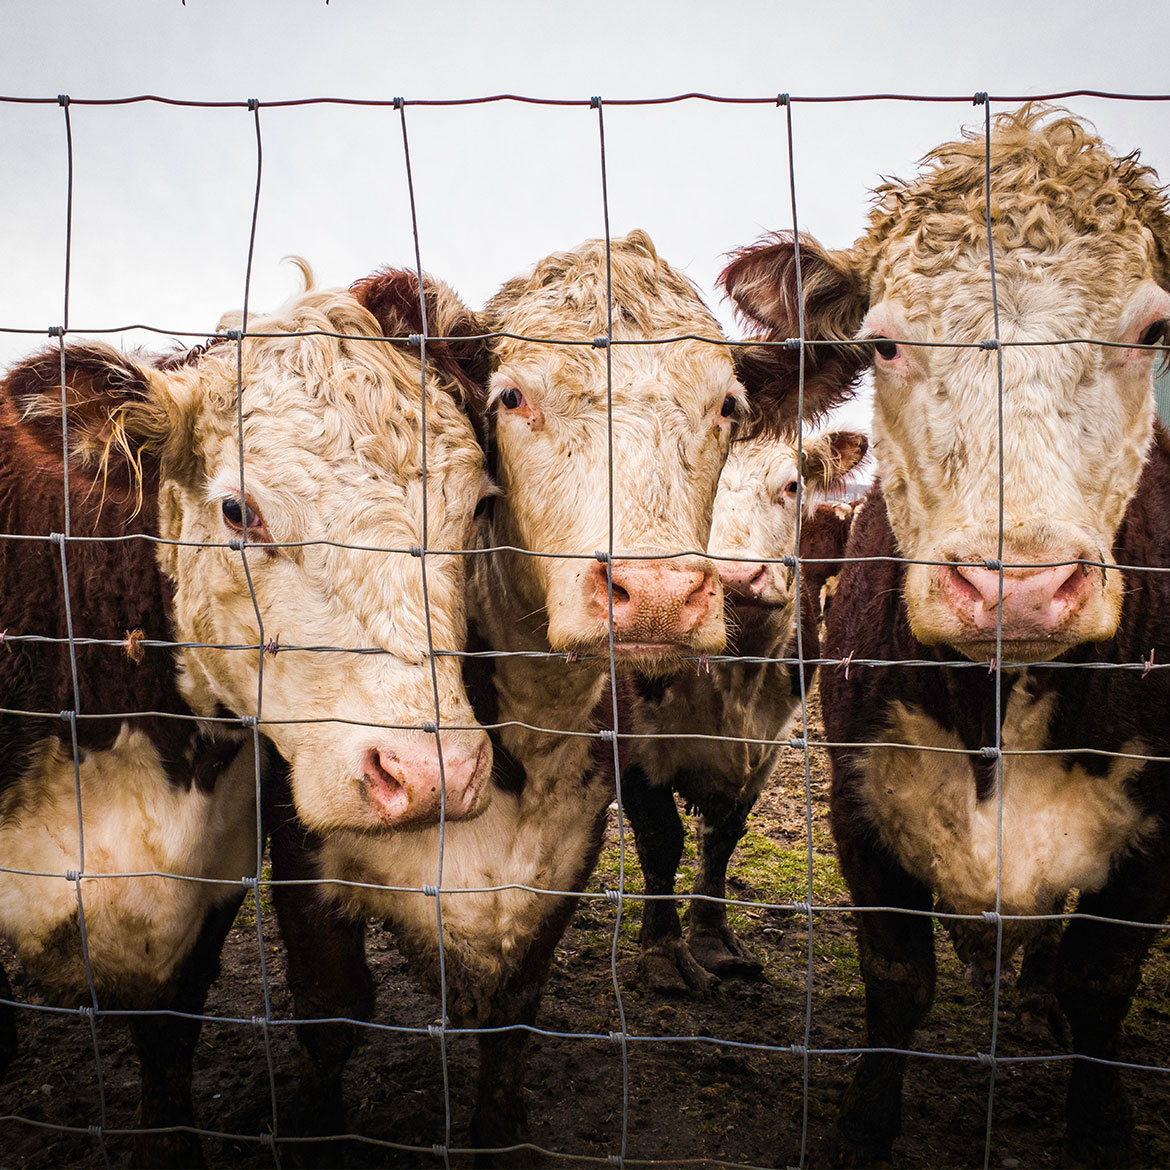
[499,386,525,409]
[221,496,262,532]
[720,394,739,418]
[1140,320,1168,347]
[784,479,800,496]
[873,338,899,361]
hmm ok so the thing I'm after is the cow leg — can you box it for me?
[1056,859,1170,1169]
[0,961,16,1081]
[621,764,714,994]
[828,777,936,1169]
[1016,911,1069,1046]
[128,892,244,1170]
[268,777,374,1168]
[686,794,763,978]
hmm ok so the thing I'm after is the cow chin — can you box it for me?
[905,563,1124,664]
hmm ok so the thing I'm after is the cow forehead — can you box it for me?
[857,107,1170,311]
[485,233,727,347]
[178,328,480,486]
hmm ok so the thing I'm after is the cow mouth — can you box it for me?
[948,636,1079,665]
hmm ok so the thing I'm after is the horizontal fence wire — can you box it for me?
[0,87,1169,1170]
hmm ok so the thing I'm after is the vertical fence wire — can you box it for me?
[980,89,1009,1170]
[396,96,456,1170]
[779,93,819,1170]
[593,94,632,1170]
[55,92,113,1167]
[233,98,284,1167]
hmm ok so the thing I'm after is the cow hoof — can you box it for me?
[1065,1130,1136,1169]
[131,1131,206,1170]
[826,1124,895,1168]
[1017,990,1070,1048]
[639,940,717,995]
[687,926,765,979]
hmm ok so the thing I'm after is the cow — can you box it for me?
[622,428,867,994]
[721,104,1170,1167]
[0,274,490,1167]
[269,230,813,1164]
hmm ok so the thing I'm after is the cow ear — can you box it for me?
[799,429,869,491]
[720,233,870,437]
[351,268,490,430]
[3,344,165,479]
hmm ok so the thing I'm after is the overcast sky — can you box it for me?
[4,0,1170,436]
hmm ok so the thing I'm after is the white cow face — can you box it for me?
[480,231,749,674]
[57,283,493,836]
[722,107,1170,663]
[710,430,866,611]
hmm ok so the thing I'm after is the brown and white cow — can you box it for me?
[270,231,811,1161]
[0,277,489,1166]
[723,105,1170,1167]
[623,429,866,994]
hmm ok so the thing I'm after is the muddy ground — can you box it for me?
[3,695,1170,1169]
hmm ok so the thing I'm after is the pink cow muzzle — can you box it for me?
[718,560,787,608]
[360,734,492,827]
[940,555,1097,642]
[584,557,722,653]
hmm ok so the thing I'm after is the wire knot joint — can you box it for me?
[978,338,1000,351]
[409,545,423,558]
[776,93,790,106]
[427,1023,444,1040]
[48,325,65,338]
[788,736,806,752]
[590,96,602,108]
[239,714,258,729]
[224,329,243,342]
[982,558,1002,571]
[60,709,75,723]
[605,887,622,905]
[57,94,71,107]
[793,901,812,917]
[978,746,1000,760]
[981,910,1001,925]
[247,98,260,111]
[65,869,80,883]
[422,884,439,898]
[393,96,405,109]
[973,91,989,105]
[782,337,802,350]
[407,333,423,347]
[591,335,610,348]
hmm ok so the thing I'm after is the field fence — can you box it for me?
[2,88,1170,1169]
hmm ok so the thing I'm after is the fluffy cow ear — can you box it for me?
[720,233,870,436]
[351,268,491,430]
[799,430,869,491]
[3,344,163,483]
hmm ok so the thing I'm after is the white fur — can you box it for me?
[859,681,1154,917]
[0,726,256,999]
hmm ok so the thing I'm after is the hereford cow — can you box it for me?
[722,105,1170,1167]
[0,277,489,1166]
[270,231,811,1163]
[623,429,867,994]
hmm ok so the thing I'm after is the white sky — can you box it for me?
[4,0,1170,439]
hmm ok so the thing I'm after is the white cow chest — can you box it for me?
[858,677,1155,918]
[0,725,257,1003]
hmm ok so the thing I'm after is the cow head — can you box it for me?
[469,230,824,675]
[22,273,493,835]
[712,430,867,610]
[722,106,1170,662]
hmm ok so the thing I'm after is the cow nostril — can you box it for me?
[609,579,631,605]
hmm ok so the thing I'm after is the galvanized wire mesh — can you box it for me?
[0,88,1168,1170]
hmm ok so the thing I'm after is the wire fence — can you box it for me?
[1,89,1169,1170]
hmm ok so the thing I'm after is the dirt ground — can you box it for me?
[3,694,1170,1170]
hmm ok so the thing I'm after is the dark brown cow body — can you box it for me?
[798,500,858,627]
[822,446,1170,1165]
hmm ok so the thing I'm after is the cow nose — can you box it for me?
[718,561,769,602]
[586,558,720,642]
[360,735,491,826]
[946,556,1093,636]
